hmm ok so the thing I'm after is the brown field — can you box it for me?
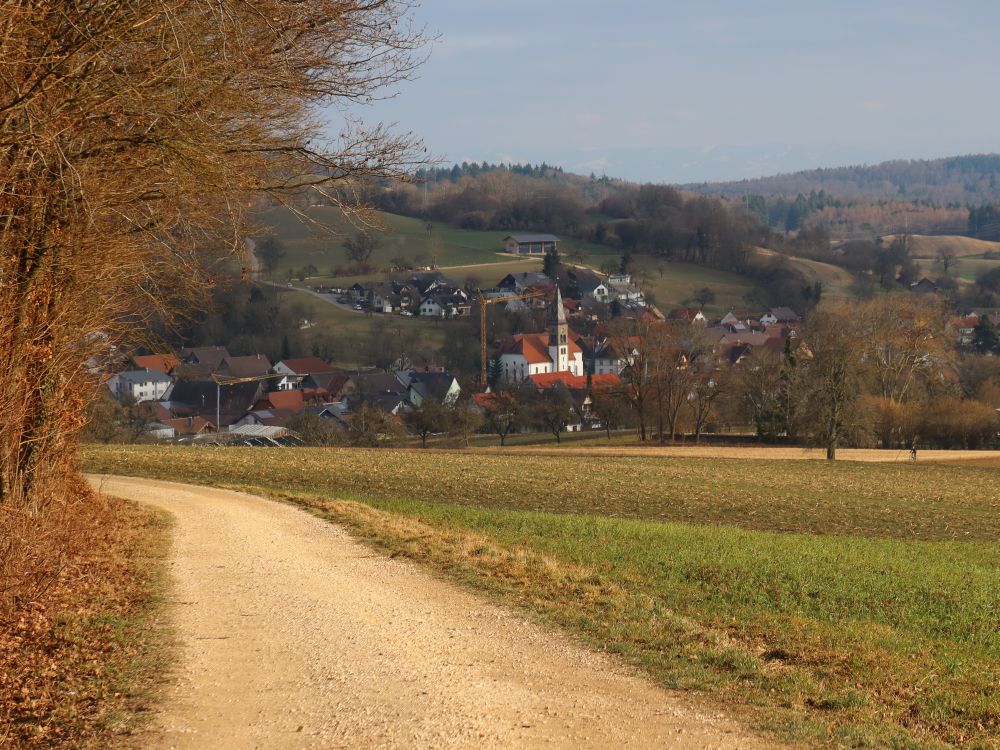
[753,247,854,295]
[83,444,1000,747]
[481,444,1000,463]
[881,234,1000,259]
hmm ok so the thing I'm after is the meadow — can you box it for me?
[256,205,613,280]
[259,204,776,315]
[83,445,1000,748]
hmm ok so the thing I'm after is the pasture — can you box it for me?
[255,205,611,280]
[84,445,1000,748]
[629,256,764,315]
[882,234,1000,260]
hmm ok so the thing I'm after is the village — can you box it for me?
[96,233,1000,448]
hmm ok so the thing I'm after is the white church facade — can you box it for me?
[498,288,584,383]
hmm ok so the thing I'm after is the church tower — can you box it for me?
[548,286,569,372]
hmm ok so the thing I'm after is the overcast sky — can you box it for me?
[354,1,1000,184]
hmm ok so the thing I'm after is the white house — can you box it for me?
[498,288,584,383]
[109,369,174,403]
[272,357,333,391]
[419,297,444,317]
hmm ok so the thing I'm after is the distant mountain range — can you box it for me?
[683,154,1000,205]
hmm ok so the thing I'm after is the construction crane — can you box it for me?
[476,288,548,385]
[210,371,285,431]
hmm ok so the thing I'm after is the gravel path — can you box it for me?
[89,475,779,750]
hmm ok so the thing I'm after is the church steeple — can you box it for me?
[549,285,569,372]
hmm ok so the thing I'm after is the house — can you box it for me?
[606,274,644,305]
[567,268,609,302]
[419,296,445,317]
[910,278,939,294]
[273,357,333,390]
[303,371,354,401]
[950,314,980,347]
[498,288,584,382]
[167,379,265,428]
[504,233,559,255]
[525,372,622,432]
[397,371,461,407]
[496,271,553,293]
[351,370,410,414]
[348,283,367,302]
[668,308,707,324]
[218,354,272,379]
[367,281,420,314]
[179,346,230,371]
[526,372,621,391]
[160,416,217,436]
[131,353,181,374]
[109,369,174,403]
[760,307,801,326]
[251,389,310,415]
[419,290,471,318]
[409,271,459,295]
[581,336,641,376]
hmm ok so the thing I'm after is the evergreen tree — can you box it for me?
[973,317,1000,354]
[542,246,561,277]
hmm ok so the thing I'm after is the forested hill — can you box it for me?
[684,154,1000,205]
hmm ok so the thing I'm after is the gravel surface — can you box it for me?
[88,475,780,750]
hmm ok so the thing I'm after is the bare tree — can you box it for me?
[344,231,380,268]
[0,0,428,608]
[793,303,866,459]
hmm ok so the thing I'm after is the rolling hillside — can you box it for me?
[880,234,1000,259]
[753,248,855,297]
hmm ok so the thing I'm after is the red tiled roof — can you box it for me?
[950,315,979,328]
[132,353,180,373]
[505,333,582,365]
[253,390,307,414]
[528,372,620,390]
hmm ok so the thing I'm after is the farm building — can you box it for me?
[504,233,559,255]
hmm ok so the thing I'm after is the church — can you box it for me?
[498,288,584,383]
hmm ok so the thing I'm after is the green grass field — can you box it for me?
[257,205,611,280]
[258,205,772,315]
[631,256,764,315]
[915,255,1000,284]
[83,445,1000,748]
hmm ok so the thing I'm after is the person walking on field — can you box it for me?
[910,444,918,461]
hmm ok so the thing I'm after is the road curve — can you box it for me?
[88,475,778,750]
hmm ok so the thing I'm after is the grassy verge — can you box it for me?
[82,445,1000,748]
[0,492,171,749]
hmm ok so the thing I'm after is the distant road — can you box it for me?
[88,475,779,750]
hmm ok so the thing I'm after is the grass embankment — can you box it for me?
[83,446,1000,748]
[0,494,170,748]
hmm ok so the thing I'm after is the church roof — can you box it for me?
[503,332,582,365]
[552,286,567,327]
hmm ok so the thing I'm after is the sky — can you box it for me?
[353,1,1000,184]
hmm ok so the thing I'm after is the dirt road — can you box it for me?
[88,475,778,750]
